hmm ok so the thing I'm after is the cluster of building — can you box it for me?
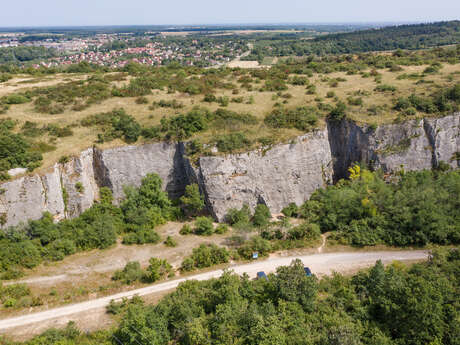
[34,41,238,68]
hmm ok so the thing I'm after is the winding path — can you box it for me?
[0,250,429,331]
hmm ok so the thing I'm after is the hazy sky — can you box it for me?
[1,0,459,27]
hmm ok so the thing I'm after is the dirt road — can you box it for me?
[0,250,428,331]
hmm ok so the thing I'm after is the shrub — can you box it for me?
[328,101,347,121]
[238,236,272,259]
[112,261,144,284]
[144,258,173,282]
[181,244,230,271]
[194,217,214,236]
[164,236,177,247]
[180,224,193,235]
[374,84,397,92]
[253,204,271,227]
[265,106,318,131]
[282,203,299,217]
[226,204,251,226]
[215,132,251,153]
[180,184,204,216]
[215,224,229,234]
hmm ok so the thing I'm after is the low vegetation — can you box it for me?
[8,248,459,345]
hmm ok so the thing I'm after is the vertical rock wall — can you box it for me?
[194,130,333,221]
[0,113,458,228]
[93,142,189,203]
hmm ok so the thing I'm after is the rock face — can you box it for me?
[424,113,460,169]
[60,149,99,218]
[0,113,459,228]
[328,118,435,180]
[94,142,189,203]
[194,130,333,221]
[0,166,64,228]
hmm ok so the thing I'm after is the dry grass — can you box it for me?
[1,62,460,171]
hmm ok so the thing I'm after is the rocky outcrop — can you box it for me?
[0,113,459,228]
[60,149,99,218]
[328,118,434,180]
[424,113,460,169]
[0,165,65,228]
[194,130,333,221]
[94,142,189,203]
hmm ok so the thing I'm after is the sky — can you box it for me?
[1,0,459,27]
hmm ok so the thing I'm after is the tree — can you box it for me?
[253,204,271,227]
[144,258,173,283]
[180,184,205,216]
[194,217,214,236]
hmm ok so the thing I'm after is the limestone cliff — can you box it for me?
[93,142,189,203]
[194,130,333,221]
[0,113,458,228]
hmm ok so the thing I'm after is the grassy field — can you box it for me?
[1,59,459,172]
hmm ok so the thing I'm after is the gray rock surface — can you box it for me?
[0,113,458,227]
[195,130,333,221]
[424,113,460,168]
[94,142,188,203]
[328,118,433,179]
[0,166,65,228]
[60,149,99,218]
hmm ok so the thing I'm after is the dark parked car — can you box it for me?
[257,271,268,280]
[304,267,312,276]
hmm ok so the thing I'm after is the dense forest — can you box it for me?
[0,46,59,64]
[3,247,459,345]
[244,21,460,60]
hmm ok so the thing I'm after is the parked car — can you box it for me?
[256,271,268,280]
[304,267,312,276]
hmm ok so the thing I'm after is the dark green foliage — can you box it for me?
[180,244,230,271]
[244,21,460,58]
[193,216,214,236]
[226,204,252,226]
[164,236,177,247]
[300,169,460,246]
[180,184,204,216]
[112,261,144,284]
[121,173,172,244]
[238,235,272,259]
[394,83,460,114]
[0,174,177,278]
[215,223,229,234]
[159,107,210,139]
[0,120,43,174]
[144,258,174,283]
[215,132,251,152]
[281,202,299,217]
[328,101,347,121]
[0,46,58,64]
[82,108,141,143]
[252,204,271,227]
[265,106,318,131]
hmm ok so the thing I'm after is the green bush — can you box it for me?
[238,235,272,259]
[265,106,318,131]
[215,132,251,153]
[252,204,271,227]
[112,261,144,284]
[143,257,173,282]
[180,244,230,271]
[194,217,214,236]
[180,184,205,216]
[164,236,177,247]
[226,204,252,226]
[215,224,229,234]
[179,224,193,235]
[281,203,299,217]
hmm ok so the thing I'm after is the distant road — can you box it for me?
[0,250,429,331]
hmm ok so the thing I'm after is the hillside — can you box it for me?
[245,20,460,59]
